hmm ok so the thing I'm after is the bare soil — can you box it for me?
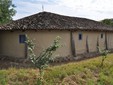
[0,56,33,69]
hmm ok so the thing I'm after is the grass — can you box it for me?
[0,54,113,85]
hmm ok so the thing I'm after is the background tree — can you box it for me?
[101,19,113,26]
[0,0,16,24]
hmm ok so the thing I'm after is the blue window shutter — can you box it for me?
[19,35,26,43]
[79,33,82,40]
[101,33,103,38]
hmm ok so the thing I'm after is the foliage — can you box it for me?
[25,36,61,85]
[98,47,110,67]
[101,19,113,26]
[0,0,16,24]
[0,71,7,85]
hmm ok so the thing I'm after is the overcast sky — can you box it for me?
[13,0,113,21]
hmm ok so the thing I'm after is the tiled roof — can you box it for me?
[0,11,113,31]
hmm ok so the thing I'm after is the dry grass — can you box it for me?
[0,54,113,85]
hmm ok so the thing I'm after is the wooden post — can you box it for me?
[25,43,28,58]
[97,36,99,52]
[105,33,108,50]
[86,36,89,53]
[25,35,28,59]
[70,31,76,57]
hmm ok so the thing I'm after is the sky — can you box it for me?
[13,0,113,21]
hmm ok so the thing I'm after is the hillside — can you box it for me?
[0,54,113,85]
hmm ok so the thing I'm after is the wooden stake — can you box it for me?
[70,31,76,57]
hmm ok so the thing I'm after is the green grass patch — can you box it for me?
[1,54,113,85]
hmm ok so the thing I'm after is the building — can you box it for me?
[0,12,113,59]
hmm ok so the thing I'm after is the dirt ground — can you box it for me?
[0,56,34,69]
[0,52,103,69]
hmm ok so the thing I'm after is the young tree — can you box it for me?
[26,36,61,85]
[98,47,110,67]
[0,0,16,24]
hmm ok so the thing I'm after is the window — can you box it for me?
[79,33,82,40]
[19,35,26,43]
[101,33,103,38]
